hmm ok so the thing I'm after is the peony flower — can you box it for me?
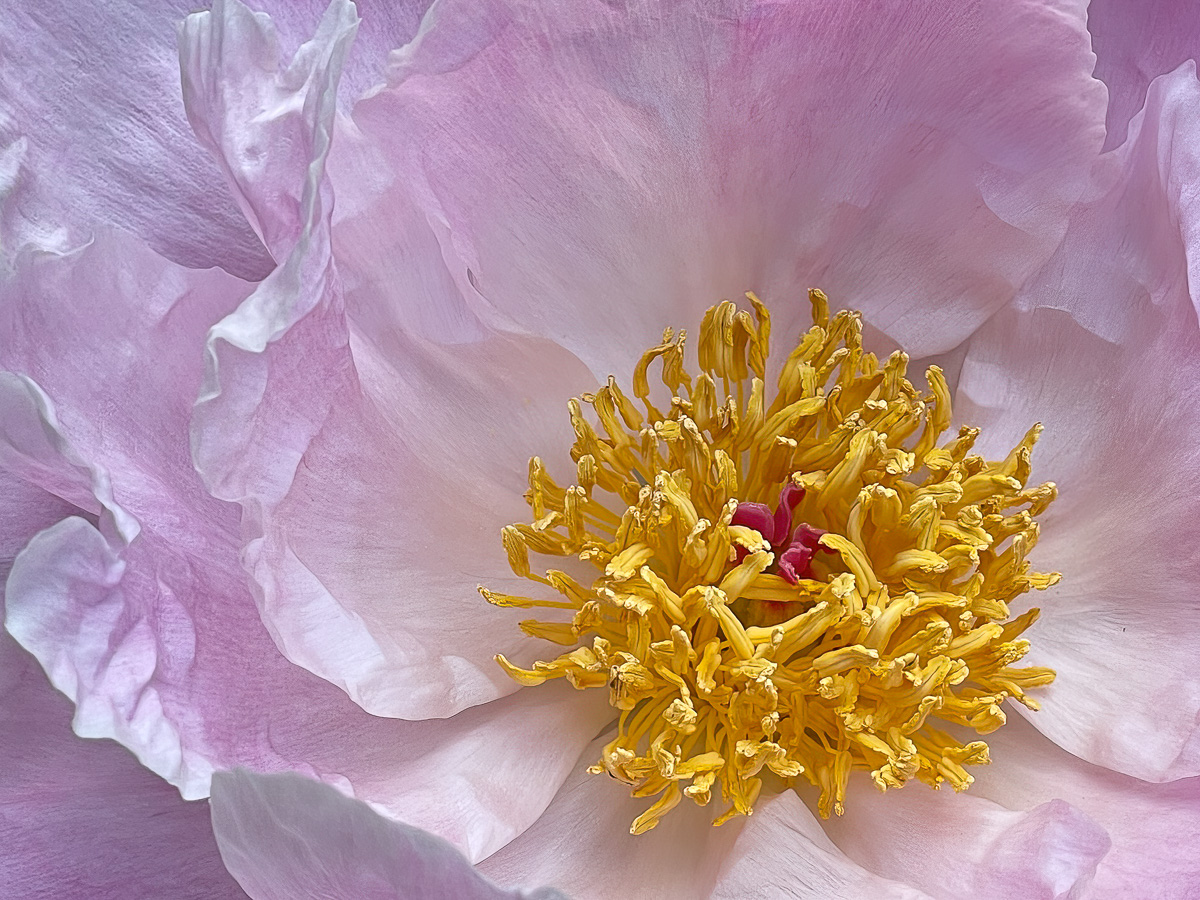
[2,0,1199,897]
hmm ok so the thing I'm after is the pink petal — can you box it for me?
[0,0,433,275]
[821,781,1109,899]
[0,233,248,530]
[0,385,234,898]
[262,0,435,103]
[252,327,598,717]
[328,122,490,346]
[342,0,1105,381]
[481,738,926,900]
[956,65,1200,781]
[0,472,75,583]
[6,510,608,863]
[0,231,607,860]
[0,374,139,549]
[711,793,934,900]
[183,0,354,523]
[0,635,246,899]
[179,0,358,260]
[0,2,269,276]
[480,738,743,899]
[975,715,1200,898]
[210,769,565,900]
[1088,0,1200,149]
[185,0,605,718]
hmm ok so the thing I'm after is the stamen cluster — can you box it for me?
[485,291,1059,833]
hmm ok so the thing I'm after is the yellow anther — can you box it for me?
[484,293,1059,832]
[630,783,683,835]
[813,645,880,677]
[501,526,531,578]
[606,542,654,580]
[718,550,774,604]
[819,533,882,596]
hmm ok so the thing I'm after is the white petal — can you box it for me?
[211,769,566,900]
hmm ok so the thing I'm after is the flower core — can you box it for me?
[485,292,1059,833]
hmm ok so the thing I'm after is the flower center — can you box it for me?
[484,291,1059,834]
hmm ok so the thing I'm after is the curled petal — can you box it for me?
[211,769,567,900]
[1088,0,1200,149]
[0,1,269,273]
[976,714,1200,898]
[821,776,1109,900]
[0,0,434,273]
[0,635,244,899]
[179,0,358,259]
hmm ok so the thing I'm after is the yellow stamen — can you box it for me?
[484,291,1059,833]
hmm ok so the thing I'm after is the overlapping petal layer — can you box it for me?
[0,0,431,275]
[822,777,1109,899]
[479,737,933,900]
[0,228,607,863]
[975,716,1200,898]
[185,0,604,717]
[1087,0,1200,149]
[205,0,1112,722]
[341,0,1105,381]
[956,64,1200,781]
[211,769,566,900]
[0,387,244,898]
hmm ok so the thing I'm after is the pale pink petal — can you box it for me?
[974,715,1200,898]
[329,124,489,345]
[262,0,435,103]
[956,65,1200,780]
[179,0,358,260]
[0,0,432,274]
[0,373,138,548]
[187,0,354,513]
[1088,0,1200,149]
[0,473,75,582]
[480,738,743,900]
[251,327,598,717]
[7,506,606,860]
[0,385,232,899]
[480,738,926,900]
[711,793,933,900]
[185,0,605,717]
[0,2,268,275]
[211,769,565,900]
[821,781,1109,899]
[0,231,607,860]
[8,517,606,858]
[339,0,1105,381]
[0,636,247,900]
[0,233,249,526]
